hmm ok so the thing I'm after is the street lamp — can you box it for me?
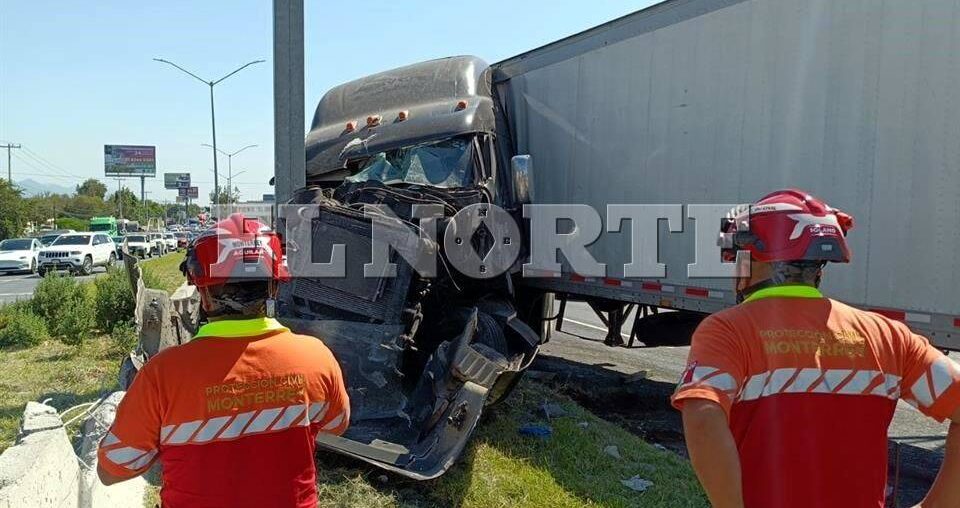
[201,143,257,206]
[153,58,265,218]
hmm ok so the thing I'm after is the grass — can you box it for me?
[140,251,186,294]
[0,251,182,454]
[313,381,707,508]
[0,337,118,453]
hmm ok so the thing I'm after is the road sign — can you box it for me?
[164,172,191,189]
[262,194,275,202]
[104,145,156,177]
[178,186,199,199]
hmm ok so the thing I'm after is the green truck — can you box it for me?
[89,216,119,237]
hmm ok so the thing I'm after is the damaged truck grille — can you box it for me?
[285,209,413,324]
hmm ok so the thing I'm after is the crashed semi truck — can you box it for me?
[273,0,960,479]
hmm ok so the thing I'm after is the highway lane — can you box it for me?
[0,270,107,305]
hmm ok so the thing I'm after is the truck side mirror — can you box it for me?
[511,154,534,205]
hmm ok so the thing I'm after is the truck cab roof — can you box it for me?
[305,56,495,178]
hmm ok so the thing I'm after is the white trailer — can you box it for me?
[494,0,960,349]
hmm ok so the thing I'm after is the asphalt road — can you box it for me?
[0,269,108,305]
[539,301,947,504]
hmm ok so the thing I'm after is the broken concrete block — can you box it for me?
[19,402,62,436]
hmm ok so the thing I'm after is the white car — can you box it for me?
[123,234,153,259]
[147,232,166,256]
[163,233,178,252]
[0,238,42,274]
[38,233,117,276]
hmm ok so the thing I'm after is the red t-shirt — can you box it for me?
[98,318,350,508]
[672,287,960,508]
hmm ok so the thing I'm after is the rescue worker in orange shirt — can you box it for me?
[97,214,350,508]
[672,189,960,508]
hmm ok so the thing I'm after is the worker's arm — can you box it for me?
[96,363,163,486]
[682,399,744,508]
[917,406,960,508]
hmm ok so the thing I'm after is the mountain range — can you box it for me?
[15,179,74,197]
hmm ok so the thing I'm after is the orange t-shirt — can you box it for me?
[97,318,349,508]
[672,286,960,508]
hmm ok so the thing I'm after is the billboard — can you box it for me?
[164,172,191,189]
[178,186,199,199]
[104,145,156,177]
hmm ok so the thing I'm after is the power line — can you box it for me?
[10,154,79,182]
[19,146,76,178]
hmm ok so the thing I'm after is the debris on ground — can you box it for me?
[576,421,589,429]
[377,474,388,484]
[541,402,568,419]
[518,423,553,439]
[621,370,649,384]
[653,443,668,451]
[620,475,655,492]
[603,445,622,459]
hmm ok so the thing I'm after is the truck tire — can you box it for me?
[473,311,509,355]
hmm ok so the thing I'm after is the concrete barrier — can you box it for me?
[0,396,146,508]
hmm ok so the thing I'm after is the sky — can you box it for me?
[0,0,658,205]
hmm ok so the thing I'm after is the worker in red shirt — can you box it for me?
[672,189,960,508]
[97,214,350,508]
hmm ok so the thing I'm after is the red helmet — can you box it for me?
[181,213,289,288]
[720,189,854,263]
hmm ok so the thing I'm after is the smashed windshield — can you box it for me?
[346,137,475,188]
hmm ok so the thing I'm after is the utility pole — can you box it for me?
[1,143,22,184]
[115,178,125,220]
[273,0,306,205]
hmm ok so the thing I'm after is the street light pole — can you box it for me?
[153,58,265,218]
[201,143,256,208]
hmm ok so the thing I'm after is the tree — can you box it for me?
[108,188,139,219]
[209,186,241,205]
[76,178,108,200]
[0,181,27,240]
